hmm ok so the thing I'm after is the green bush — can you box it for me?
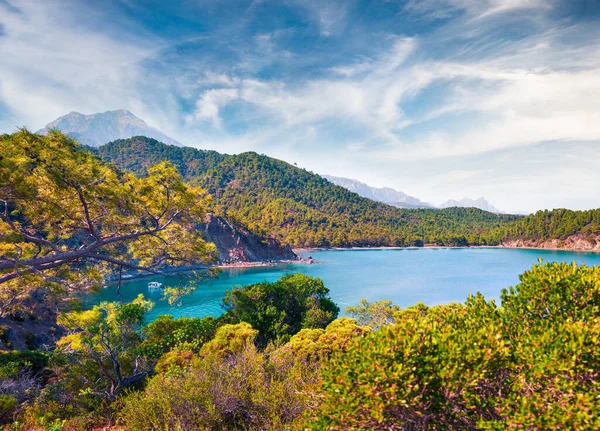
[222,274,339,346]
[199,322,258,358]
[0,350,48,375]
[306,261,600,430]
[138,315,220,358]
[0,394,17,424]
[120,340,319,431]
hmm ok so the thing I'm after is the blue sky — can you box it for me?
[1,0,599,213]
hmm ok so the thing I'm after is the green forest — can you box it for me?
[97,137,522,247]
[486,208,600,244]
[97,137,600,249]
[0,131,599,430]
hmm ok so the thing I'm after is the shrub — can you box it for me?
[120,341,319,431]
[0,394,17,424]
[306,262,600,430]
[199,323,258,358]
[222,274,339,346]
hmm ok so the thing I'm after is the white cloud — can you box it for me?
[187,37,422,136]
[1,0,598,212]
[290,0,349,36]
[187,28,600,162]
[186,88,239,128]
[0,0,156,130]
[403,0,550,21]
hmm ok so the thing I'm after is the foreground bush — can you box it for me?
[120,317,367,431]
[121,331,315,430]
[222,274,340,346]
[307,261,600,430]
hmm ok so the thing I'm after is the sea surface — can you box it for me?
[84,248,600,321]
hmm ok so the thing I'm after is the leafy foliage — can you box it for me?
[346,298,400,329]
[55,295,155,400]
[138,314,220,359]
[273,317,370,363]
[120,317,366,431]
[199,322,258,358]
[11,263,600,430]
[121,338,316,431]
[307,262,600,430]
[0,131,216,316]
[222,274,339,346]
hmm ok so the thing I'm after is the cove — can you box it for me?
[84,248,600,322]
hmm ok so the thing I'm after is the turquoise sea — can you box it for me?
[85,248,600,322]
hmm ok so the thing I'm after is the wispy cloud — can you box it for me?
[0,0,598,212]
[0,0,157,130]
[403,0,550,21]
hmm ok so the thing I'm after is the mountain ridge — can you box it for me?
[322,175,434,209]
[439,197,503,214]
[323,175,504,213]
[37,109,182,147]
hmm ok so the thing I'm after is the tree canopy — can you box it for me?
[0,131,216,315]
[222,273,339,346]
[308,261,600,430]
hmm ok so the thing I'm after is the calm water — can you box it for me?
[84,248,600,321]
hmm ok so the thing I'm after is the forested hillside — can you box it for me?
[495,208,600,241]
[97,137,519,247]
[479,208,600,250]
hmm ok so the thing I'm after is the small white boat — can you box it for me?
[148,281,163,290]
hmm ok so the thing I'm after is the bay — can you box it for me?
[85,248,600,322]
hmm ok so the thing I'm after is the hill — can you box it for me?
[485,208,600,250]
[37,109,182,147]
[96,137,520,248]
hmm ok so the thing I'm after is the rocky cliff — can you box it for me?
[202,214,298,264]
[500,233,600,252]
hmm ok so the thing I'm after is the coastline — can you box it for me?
[108,258,308,283]
[216,258,305,268]
[111,243,600,284]
[294,244,600,254]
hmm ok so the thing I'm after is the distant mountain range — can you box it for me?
[37,109,182,147]
[322,175,434,209]
[323,175,504,214]
[439,197,503,214]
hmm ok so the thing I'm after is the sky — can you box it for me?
[0,0,599,213]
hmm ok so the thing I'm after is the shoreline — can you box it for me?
[216,258,305,268]
[110,258,308,283]
[294,245,600,254]
[110,245,600,284]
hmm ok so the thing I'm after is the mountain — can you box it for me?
[37,109,182,147]
[439,197,503,214]
[323,175,505,214]
[322,175,434,209]
[96,136,520,248]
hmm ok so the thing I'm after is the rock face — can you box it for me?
[500,233,600,252]
[37,109,182,147]
[202,214,298,264]
[0,291,65,351]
